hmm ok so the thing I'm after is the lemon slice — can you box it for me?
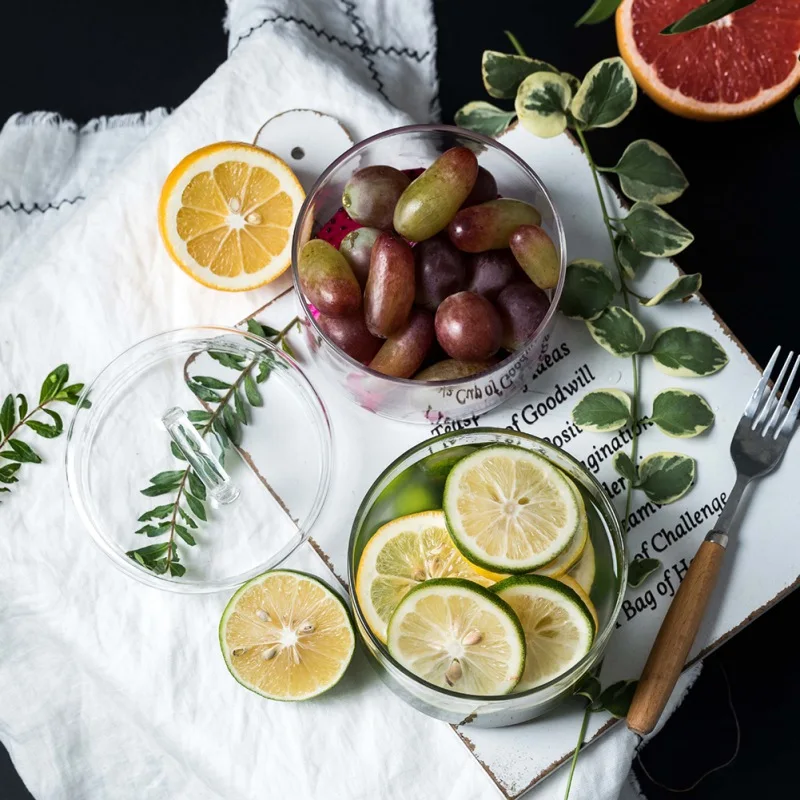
[568,536,597,595]
[491,575,594,692]
[443,446,581,573]
[219,570,354,701]
[159,142,305,291]
[557,574,599,632]
[356,510,493,642]
[387,578,525,695]
[535,480,588,577]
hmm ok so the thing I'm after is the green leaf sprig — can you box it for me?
[1,364,87,502]
[127,317,299,576]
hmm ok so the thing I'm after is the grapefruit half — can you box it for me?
[617,0,800,120]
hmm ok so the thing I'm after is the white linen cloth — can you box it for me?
[0,1,698,797]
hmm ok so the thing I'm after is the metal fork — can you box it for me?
[627,346,800,736]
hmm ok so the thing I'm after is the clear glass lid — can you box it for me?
[66,326,332,593]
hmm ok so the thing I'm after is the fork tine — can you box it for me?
[744,346,780,419]
[778,365,800,438]
[765,353,800,436]
[753,349,792,429]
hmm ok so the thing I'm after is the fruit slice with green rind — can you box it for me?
[443,445,581,573]
[491,574,594,692]
[535,479,588,577]
[568,535,597,595]
[387,578,526,695]
[219,569,355,701]
[356,511,494,642]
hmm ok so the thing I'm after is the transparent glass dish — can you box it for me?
[347,429,627,727]
[291,124,567,424]
[66,327,332,593]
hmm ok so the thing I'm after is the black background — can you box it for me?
[1,1,797,797]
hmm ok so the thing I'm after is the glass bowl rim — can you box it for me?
[347,427,628,702]
[290,123,567,387]
[65,325,333,594]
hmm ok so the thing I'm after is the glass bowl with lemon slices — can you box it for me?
[348,428,626,727]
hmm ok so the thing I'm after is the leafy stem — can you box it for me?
[564,703,591,800]
[575,126,640,530]
[504,29,527,57]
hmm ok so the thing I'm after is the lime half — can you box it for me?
[492,575,594,692]
[356,511,493,642]
[443,446,581,573]
[220,570,355,701]
[387,578,525,695]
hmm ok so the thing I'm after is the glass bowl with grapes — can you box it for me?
[292,124,566,423]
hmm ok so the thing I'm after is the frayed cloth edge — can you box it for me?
[6,108,170,135]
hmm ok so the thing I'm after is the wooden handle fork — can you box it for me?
[627,537,726,736]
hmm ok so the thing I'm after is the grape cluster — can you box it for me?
[298,147,559,380]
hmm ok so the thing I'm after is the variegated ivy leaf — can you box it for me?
[572,389,632,432]
[628,558,662,588]
[481,50,558,99]
[640,274,702,306]
[561,72,581,95]
[612,451,637,484]
[571,57,637,129]
[576,0,623,26]
[559,259,615,320]
[586,306,645,357]
[515,72,573,138]
[575,674,601,703]
[621,202,694,257]
[603,140,688,205]
[650,327,728,377]
[638,452,696,504]
[616,237,647,279]
[650,389,715,438]
[454,102,516,138]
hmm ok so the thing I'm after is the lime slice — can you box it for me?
[387,578,525,695]
[356,510,493,642]
[492,574,594,692]
[557,574,599,632]
[568,536,596,595]
[535,480,588,577]
[443,445,581,573]
[220,570,355,701]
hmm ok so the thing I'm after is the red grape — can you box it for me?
[364,232,415,337]
[448,199,542,253]
[495,282,550,351]
[342,166,410,229]
[298,239,361,317]
[369,309,435,378]
[509,225,560,289]
[318,312,382,364]
[414,235,468,312]
[434,291,502,361]
[466,249,522,300]
[339,226,380,288]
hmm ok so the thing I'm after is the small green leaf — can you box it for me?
[185,493,207,521]
[188,470,207,501]
[617,237,647,279]
[175,525,196,546]
[0,394,15,437]
[256,359,271,384]
[0,462,21,483]
[576,0,622,26]
[454,101,517,138]
[138,504,174,522]
[515,72,573,138]
[650,389,715,438]
[187,409,213,425]
[621,202,694,257]
[170,441,187,461]
[192,376,232,390]
[561,72,581,95]
[246,319,267,338]
[662,0,756,34]
[39,364,69,404]
[613,451,637,485]
[650,327,728,377]
[128,542,170,559]
[1,439,42,464]
[604,140,688,205]
[572,389,631,432]
[135,523,170,537]
[169,562,187,577]
[26,409,63,439]
[140,483,179,497]
[481,50,558,99]
[178,507,198,528]
[594,679,638,718]
[212,417,230,449]
[638,452,696,504]
[244,373,262,407]
[575,674,602,703]
[571,57,637,129]
[233,390,248,424]
[628,558,662,588]
[16,394,28,420]
[586,306,645,357]
[280,337,296,358]
[641,274,702,307]
[188,382,222,403]
[150,470,185,486]
[55,383,86,406]
[209,351,246,370]
[559,259,615,320]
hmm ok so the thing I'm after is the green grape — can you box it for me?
[298,239,361,317]
[448,199,542,253]
[509,225,560,289]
